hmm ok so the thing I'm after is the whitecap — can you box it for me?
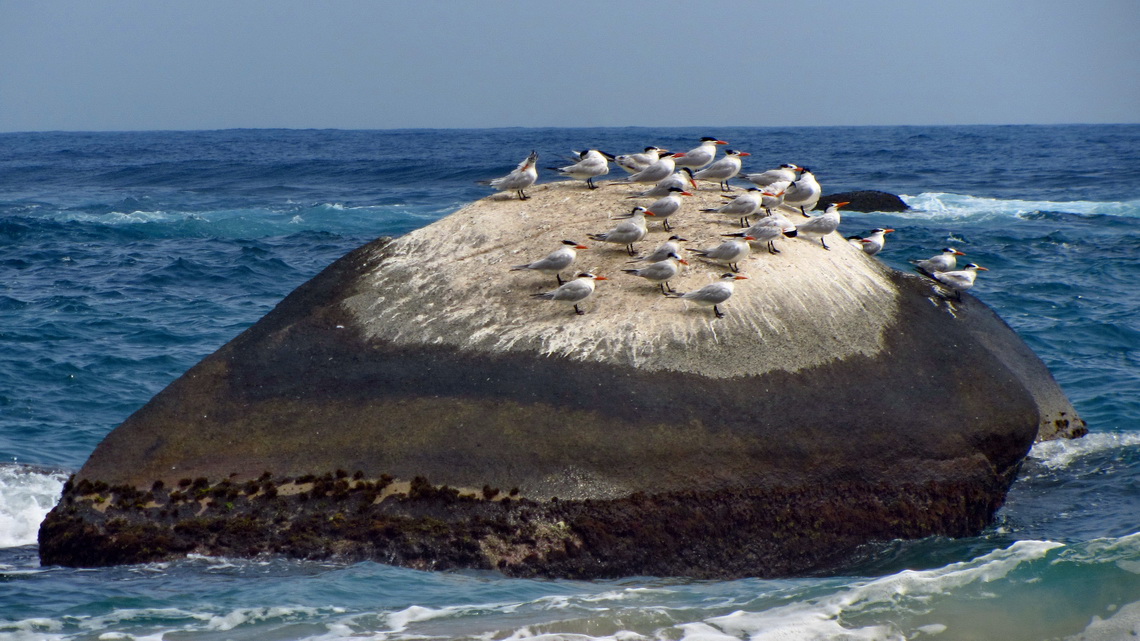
[900,193,1140,221]
[1028,431,1140,470]
[0,463,68,548]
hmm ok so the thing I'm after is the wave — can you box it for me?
[901,193,1140,221]
[0,464,67,548]
[4,536,1136,640]
[1028,431,1140,471]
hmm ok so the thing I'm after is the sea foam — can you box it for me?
[0,464,66,548]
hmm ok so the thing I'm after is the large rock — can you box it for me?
[39,181,1084,577]
[818,190,910,212]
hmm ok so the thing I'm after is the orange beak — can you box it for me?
[975,267,989,271]
[734,275,749,280]
[594,275,609,280]
[575,245,588,250]
[738,152,751,156]
[715,140,728,145]
[883,229,895,233]
[645,211,657,217]
[954,250,966,256]
[743,236,757,241]
[680,191,693,196]
[673,152,687,158]
[834,201,850,208]
[678,259,689,265]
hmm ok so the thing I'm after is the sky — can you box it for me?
[1,0,1137,132]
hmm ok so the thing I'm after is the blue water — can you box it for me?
[1,126,1139,639]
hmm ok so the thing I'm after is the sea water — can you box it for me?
[1,126,1138,639]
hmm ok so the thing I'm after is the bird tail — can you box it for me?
[531,292,554,300]
[621,269,640,275]
[586,233,606,242]
[509,264,529,271]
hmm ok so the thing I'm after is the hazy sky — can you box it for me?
[2,0,1137,132]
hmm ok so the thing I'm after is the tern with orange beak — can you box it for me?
[547,149,612,189]
[858,228,895,256]
[692,149,750,192]
[588,206,649,255]
[688,237,755,272]
[510,240,588,285]
[783,167,822,215]
[911,247,966,276]
[667,272,748,318]
[643,186,692,231]
[674,137,728,170]
[795,201,847,249]
[614,146,666,174]
[702,188,763,227]
[616,152,685,184]
[531,272,608,315]
[740,163,801,188]
[622,251,688,294]
[931,263,988,300]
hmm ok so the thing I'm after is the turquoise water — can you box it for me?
[1,126,1138,639]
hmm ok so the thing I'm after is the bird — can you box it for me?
[622,252,688,294]
[674,137,728,170]
[687,237,754,272]
[614,146,666,174]
[911,247,966,277]
[795,201,847,249]
[757,185,789,217]
[531,272,608,315]
[782,167,821,215]
[702,188,762,227]
[643,186,692,231]
[740,163,802,188]
[547,149,612,189]
[725,214,798,254]
[667,272,748,318]
[931,263,988,300]
[588,207,649,255]
[692,149,750,192]
[627,168,697,198]
[857,228,895,256]
[616,152,685,184]
[478,151,538,200]
[631,235,688,263]
[509,240,588,285]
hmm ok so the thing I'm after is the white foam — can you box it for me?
[0,464,67,548]
[901,193,1140,221]
[1028,431,1140,470]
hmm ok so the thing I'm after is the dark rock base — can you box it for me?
[818,191,910,212]
[40,470,1017,578]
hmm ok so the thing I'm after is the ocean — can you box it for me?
[1,126,1138,640]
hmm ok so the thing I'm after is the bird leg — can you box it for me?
[720,182,733,192]
[518,190,530,200]
[663,219,672,232]
[768,241,780,254]
[556,274,564,286]
[586,178,596,189]
[820,238,830,250]
[626,244,636,256]
[714,305,726,318]
[574,304,584,315]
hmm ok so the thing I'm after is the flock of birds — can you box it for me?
[480,138,987,317]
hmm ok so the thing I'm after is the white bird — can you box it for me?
[687,237,754,272]
[588,206,650,255]
[740,163,801,188]
[510,240,588,285]
[614,146,666,174]
[758,184,789,216]
[617,152,684,185]
[667,272,748,318]
[692,149,750,192]
[726,214,798,254]
[478,151,539,200]
[631,235,689,263]
[627,168,697,198]
[622,252,688,294]
[643,186,692,231]
[702,188,762,227]
[531,272,608,315]
[931,263,988,300]
[857,228,895,256]
[795,201,847,249]
[911,247,966,276]
[547,149,612,189]
[674,137,728,170]
[783,167,821,215]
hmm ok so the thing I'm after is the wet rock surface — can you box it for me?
[40,181,1084,576]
